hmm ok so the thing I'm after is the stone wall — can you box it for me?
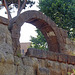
[65,38,75,55]
[17,55,75,75]
[0,18,15,75]
[0,15,75,75]
[11,49,75,75]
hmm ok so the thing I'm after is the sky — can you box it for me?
[0,0,39,43]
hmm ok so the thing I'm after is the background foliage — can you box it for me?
[30,29,48,50]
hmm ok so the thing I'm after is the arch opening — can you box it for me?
[20,22,49,55]
[26,18,59,52]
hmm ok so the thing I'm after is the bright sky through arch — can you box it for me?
[0,0,39,43]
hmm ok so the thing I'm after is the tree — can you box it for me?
[0,0,35,30]
[38,0,75,40]
[30,29,48,50]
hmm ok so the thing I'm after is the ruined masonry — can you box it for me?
[0,10,75,75]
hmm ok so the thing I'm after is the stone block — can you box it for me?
[26,48,34,56]
[46,60,54,68]
[24,66,35,75]
[60,63,68,75]
[37,67,50,75]
[38,59,45,67]
[22,56,38,67]
[59,43,66,53]
[14,56,23,66]
[46,51,58,61]
[0,52,5,63]
[66,38,72,44]
[59,28,68,37]
[5,54,14,64]
[50,68,61,75]
[26,48,47,59]
[67,55,75,65]
[0,43,13,54]
[46,60,60,70]
[46,51,55,60]
[48,43,59,52]
[58,53,68,63]
[49,36,58,44]
[0,63,15,75]
[67,64,74,73]
[16,65,25,75]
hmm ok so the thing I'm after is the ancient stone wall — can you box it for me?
[0,17,15,75]
[0,12,75,75]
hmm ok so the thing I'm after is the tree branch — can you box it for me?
[3,0,12,21]
[18,0,20,10]
[17,0,27,16]
[8,0,27,31]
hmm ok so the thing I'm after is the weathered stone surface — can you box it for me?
[0,52,5,63]
[15,65,25,75]
[37,67,50,75]
[0,24,8,44]
[67,64,74,73]
[58,53,67,63]
[0,23,15,75]
[60,63,68,75]
[46,60,54,68]
[0,10,75,75]
[14,56,23,66]
[0,43,13,54]
[38,59,46,67]
[67,55,75,65]
[26,48,75,65]
[24,66,35,75]
[65,38,75,55]
[66,38,72,44]
[22,56,37,66]
[26,48,47,59]
[50,68,61,75]
[46,51,55,60]
[0,24,12,45]
[0,63,15,75]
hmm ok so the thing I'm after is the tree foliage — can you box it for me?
[39,0,75,39]
[30,29,48,50]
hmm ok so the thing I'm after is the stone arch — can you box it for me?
[11,10,68,55]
